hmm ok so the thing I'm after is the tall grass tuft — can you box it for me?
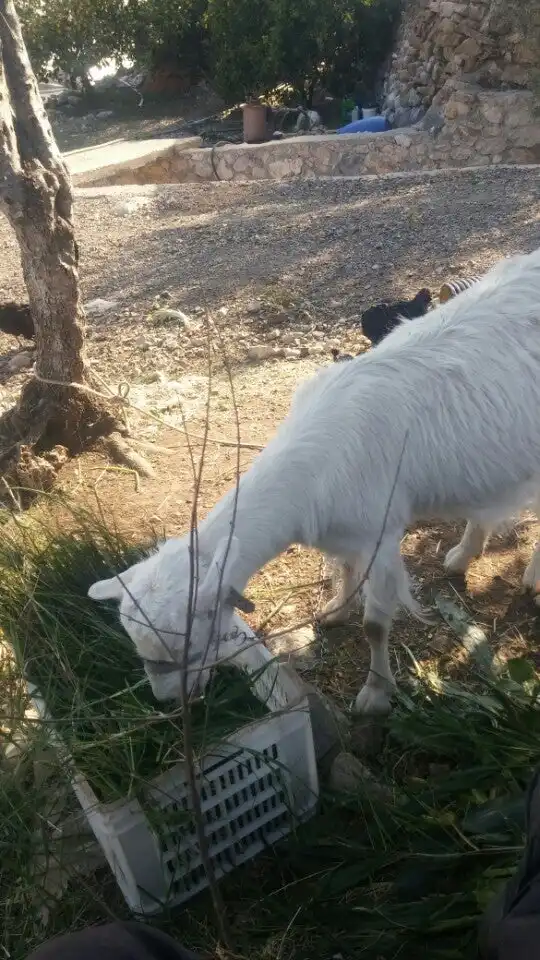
[0,511,268,803]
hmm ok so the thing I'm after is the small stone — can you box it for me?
[371,264,381,271]
[134,335,149,349]
[267,328,281,341]
[247,344,274,362]
[95,109,114,119]
[329,751,376,794]
[280,331,297,345]
[85,298,119,318]
[283,348,302,360]
[245,300,261,316]
[152,308,192,328]
[267,626,317,669]
[350,718,385,758]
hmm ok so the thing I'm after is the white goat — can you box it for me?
[89,247,540,714]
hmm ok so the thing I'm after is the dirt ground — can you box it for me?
[1,165,540,706]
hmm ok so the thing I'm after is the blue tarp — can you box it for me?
[337,116,390,134]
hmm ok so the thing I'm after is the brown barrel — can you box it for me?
[439,276,482,303]
[243,102,268,144]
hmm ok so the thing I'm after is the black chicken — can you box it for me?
[360,288,432,346]
[0,301,35,340]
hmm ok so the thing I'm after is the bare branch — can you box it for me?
[0,0,64,174]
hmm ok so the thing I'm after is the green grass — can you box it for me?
[0,515,268,803]
[0,512,538,960]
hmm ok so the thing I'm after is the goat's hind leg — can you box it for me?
[522,499,540,605]
[318,555,364,626]
[444,520,490,574]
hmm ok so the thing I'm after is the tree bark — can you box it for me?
[0,0,119,491]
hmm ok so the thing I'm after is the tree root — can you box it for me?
[0,378,122,506]
[102,433,156,479]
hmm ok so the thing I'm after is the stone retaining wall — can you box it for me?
[76,82,540,186]
[384,0,538,128]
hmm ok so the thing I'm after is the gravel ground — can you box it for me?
[1,165,539,396]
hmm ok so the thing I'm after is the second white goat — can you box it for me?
[89,247,540,715]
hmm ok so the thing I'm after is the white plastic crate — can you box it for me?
[30,628,319,915]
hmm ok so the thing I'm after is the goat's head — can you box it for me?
[87,535,254,702]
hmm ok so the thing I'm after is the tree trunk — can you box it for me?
[0,0,120,495]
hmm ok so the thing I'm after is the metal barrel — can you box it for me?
[439,276,482,303]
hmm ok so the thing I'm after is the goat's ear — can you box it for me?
[200,535,241,598]
[88,576,125,602]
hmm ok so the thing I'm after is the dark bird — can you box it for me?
[361,288,432,346]
[0,301,35,340]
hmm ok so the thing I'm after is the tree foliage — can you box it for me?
[17,0,127,87]
[16,0,401,103]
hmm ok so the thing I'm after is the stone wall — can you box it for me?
[384,0,538,128]
[76,82,540,188]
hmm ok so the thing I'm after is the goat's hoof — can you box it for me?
[317,599,350,627]
[444,545,470,575]
[353,683,393,717]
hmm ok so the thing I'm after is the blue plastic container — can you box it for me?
[337,116,390,135]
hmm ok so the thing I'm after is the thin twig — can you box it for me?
[180,319,233,949]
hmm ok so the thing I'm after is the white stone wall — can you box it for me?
[77,83,540,188]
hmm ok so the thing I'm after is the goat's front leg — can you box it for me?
[354,543,406,717]
[444,521,490,574]
[318,556,364,626]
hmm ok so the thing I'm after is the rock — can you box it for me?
[245,300,261,316]
[85,298,119,318]
[480,101,503,125]
[329,751,378,794]
[268,626,318,671]
[280,331,297,345]
[247,344,274,362]
[283,348,302,360]
[95,110,114,120]
[134,335,149,349]
[8,351,33,373]
[152,308,193,328]
[456,37,481,60]
[350,717,385,758]
[422,107,445,134]
[116,198,151,216]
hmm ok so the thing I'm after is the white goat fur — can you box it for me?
[89,247,540,713]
